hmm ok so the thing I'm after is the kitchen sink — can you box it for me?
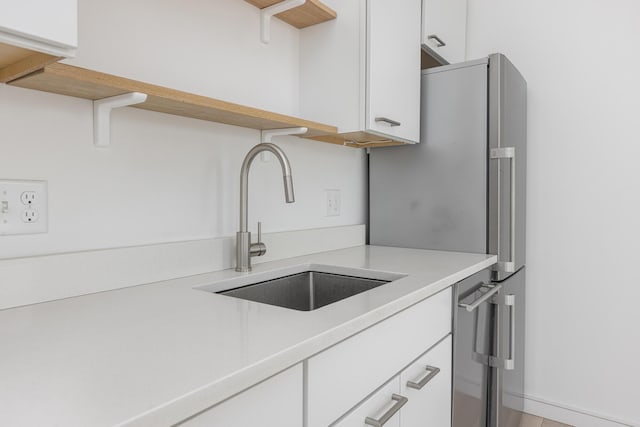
[200,266,404,311]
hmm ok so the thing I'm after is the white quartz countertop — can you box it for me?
[0,245,496,427]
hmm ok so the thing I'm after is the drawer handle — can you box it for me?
[374,117,401,127]
[427,34,446,47]
[365,394,408,427]
[406,365,440,390]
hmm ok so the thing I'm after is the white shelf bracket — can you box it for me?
[260,0,306,44]
[261,127,308,143]
[93,92,148,148]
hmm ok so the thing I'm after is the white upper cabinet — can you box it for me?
[422,0,467,64]
[366,0,421,143]
[0,0,77,56]
[300,0,421,146]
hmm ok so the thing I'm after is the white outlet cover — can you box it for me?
[325,189,341,217]
[0,180,48,235]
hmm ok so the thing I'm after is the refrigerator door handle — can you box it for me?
[466,288,517,370]
[485,293,516,370]
[490,147,516,273]
[504,294,516,370]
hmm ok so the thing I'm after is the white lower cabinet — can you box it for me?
[333,335,452,427]
[306,288,452,427]
[400,335,453,426]
[177,364,302,427]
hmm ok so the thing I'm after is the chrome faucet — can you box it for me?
[236,143,295,272]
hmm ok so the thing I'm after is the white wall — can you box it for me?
[70,0,300,114]
[466,1,640,425]
[0,0,367,259]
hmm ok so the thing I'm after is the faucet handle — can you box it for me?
[249,221,267,257]
[257,221,262,243]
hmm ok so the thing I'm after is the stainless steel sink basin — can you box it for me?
[217,271,391,311]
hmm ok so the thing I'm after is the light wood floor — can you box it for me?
[453,391,572,426]
[520,412,573,427]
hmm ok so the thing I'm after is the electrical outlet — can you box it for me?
[0,180,48,235]
[21,209,40,223]
[325,189,341,217]
[20,191,37,205]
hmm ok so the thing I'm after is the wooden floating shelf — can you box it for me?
[0,41,60,83]
[245,0,337,29]
[8,62,338,140]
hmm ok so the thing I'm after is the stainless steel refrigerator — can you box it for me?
[369,53,526,427]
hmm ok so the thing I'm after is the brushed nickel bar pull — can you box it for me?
[375,117,401,127]
[427,34,446,47]
[406,365,440,390]
[458,283,502,312]
[365,394,408,427]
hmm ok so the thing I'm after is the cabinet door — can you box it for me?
[422,0,467,64]
[400,335,453,427]
[366,0,421,144]
[0,0,77,53]
[177,364,302,427]
[334,376,402,427]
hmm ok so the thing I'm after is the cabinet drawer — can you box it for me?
[307,288,452,427]
[333,376,402,427]
[177,364,302,427]
[400,335,452,426]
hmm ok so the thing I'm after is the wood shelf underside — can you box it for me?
[244,0,336,28]
[0,42,60,83]
[9,63,337,138]
[309,131,409,148]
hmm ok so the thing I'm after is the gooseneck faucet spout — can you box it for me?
[236,143,295,272]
